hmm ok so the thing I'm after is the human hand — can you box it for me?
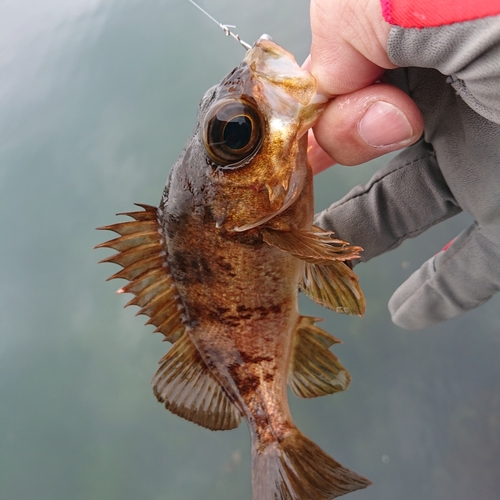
[310,0,500,329]
[307,0,424,170]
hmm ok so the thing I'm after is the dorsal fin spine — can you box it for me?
[96,204,185,343]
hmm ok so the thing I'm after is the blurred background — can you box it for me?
[1,1,499,499]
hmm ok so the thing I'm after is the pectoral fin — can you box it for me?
[261,226,365,316]
[152,333,241,431]
[96,204,184,343]
[288,316,351,398]
[301,261,366,316]
[262,226,362,264]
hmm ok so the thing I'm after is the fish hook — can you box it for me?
[188,0,252,50]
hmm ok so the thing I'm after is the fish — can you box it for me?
[97,35,371,499]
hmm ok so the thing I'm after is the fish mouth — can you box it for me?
[244,38,328,111]
[257,34,273,42]
[229,40,327,232]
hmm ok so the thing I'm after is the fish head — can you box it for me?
[167,36,328,232]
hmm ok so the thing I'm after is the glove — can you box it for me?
[315,17,500,329]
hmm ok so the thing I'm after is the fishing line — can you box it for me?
[187,0,252,50]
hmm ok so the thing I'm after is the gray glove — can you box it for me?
[315,17,500,330]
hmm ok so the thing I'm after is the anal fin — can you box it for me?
[288,316,351,398]
[152,333,242,431]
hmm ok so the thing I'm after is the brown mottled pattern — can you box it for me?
[99,37,370,500]
[163,188,310,443]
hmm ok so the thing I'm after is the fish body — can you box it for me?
[98,37,370,499]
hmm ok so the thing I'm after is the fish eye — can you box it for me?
[203,98,263,168]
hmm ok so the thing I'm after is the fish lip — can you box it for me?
[258,34,273,42]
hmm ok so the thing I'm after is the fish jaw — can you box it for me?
[196,38,328,233]
[244,37,328,109]
[230,38,327,232]
[244,37,328,139]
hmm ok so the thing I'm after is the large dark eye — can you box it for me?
[203,98,263,168]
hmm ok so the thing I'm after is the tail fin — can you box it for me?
[252,428,370,500]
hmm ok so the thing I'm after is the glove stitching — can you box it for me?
[395,224,498,327]
[384,211,460,254]
[390,235,471,326]
[335,151,437,206]
[426,224,497,311]
[335,150,461,256]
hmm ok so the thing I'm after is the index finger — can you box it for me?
[310,0,394,95]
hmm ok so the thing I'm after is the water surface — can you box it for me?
[1,1,499,499]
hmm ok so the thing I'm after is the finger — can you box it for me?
[389,224,500,329]
[312,83,424,166]
[310,0,394,95]
[304,56,337,174]
[314,141,462,262]
[308,130,336,174]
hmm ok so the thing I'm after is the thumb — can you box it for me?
[388,224,500,330]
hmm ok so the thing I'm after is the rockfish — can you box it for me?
[97,36,370,499]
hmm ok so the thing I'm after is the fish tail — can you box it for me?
[251,427,370,500]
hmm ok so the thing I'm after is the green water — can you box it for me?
[1,1,499,499]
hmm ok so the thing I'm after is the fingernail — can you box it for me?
[358,101,413,147]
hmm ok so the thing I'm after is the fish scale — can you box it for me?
[97,36,370,499]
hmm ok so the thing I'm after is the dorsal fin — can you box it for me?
[96,204,184,343]
[288,316,351,398]
[152,332,242,431]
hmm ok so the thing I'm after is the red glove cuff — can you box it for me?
[381,0,500,28]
